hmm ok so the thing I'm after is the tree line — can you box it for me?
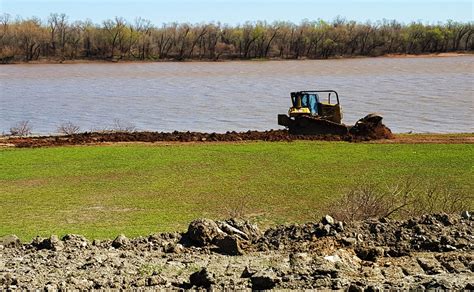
[0,13,472,63]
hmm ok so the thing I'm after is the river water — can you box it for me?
[1,56,473,134]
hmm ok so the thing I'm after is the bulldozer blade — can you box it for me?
[278,114,291,127]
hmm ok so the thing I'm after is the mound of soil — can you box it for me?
[1,213,472,290]
[5,123,393,148]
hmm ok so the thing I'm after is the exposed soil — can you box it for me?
[372,133,474,144]
[3,130,342,148]
[1,213,472,290]
[1,117,394,148]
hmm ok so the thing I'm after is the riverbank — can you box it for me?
[1,131,472,148]
[1,213,472,289]
[4,51,472,65]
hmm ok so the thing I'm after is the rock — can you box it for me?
[347,283,365,292]
[147,275,166,286]
[324,254,342,263]
[289,252,313,275]
[33,235,64,251]
[250,269,280,290]
[189,268,215,288]
[62,234,89,248]
[216,221,249,240]
[112,234,129,249]
[164,243,185,254]
[173,243,185,254]
[434,213,455,226]
[465,283,474,290]
[336,221,344,232]
[379,217,390,223]
[186,218,224,246]
[364,284,383,292]
[341,237,357,246]
[225,218,262,241]
[48,235,64,251]
[0,273,18,286]
[423,278,452,289]
[323,224,332,235]
[355,246,384,262]
[417,257,444,275]
[461,211,471,220]
[312,256,340,278]
[0,235,21,248]
[241,266,257,278]
[322,215,335,225]
[214,235,244,255]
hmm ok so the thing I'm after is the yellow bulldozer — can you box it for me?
[278,90,389,138]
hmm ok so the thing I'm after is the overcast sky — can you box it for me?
[1,0,472,24]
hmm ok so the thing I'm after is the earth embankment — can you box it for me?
[1,213,472,290]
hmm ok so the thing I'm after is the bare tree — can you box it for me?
[111,119,136,132]
[10,120,32,136]
[2,15,472,62]
[57,122,80,135]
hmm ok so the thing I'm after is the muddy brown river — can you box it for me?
[0,56,473,134]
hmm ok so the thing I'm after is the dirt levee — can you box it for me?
[4,121,394,148]
[1,213,472,290]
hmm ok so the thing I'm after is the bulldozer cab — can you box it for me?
[290,90,342,123]
[290,92,319,115]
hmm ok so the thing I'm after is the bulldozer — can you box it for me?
[278,90,390,138]
[278,90,349,135]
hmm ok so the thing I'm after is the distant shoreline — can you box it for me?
[4,51,472,65]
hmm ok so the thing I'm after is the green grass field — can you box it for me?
[0,141,472,240]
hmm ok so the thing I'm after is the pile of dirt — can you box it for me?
[1,213,472,290]
[5,124,393,148]
[349,114,394,141]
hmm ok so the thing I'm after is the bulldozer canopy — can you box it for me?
[292,93,319,115]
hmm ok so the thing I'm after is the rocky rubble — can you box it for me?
[0,213,472,290]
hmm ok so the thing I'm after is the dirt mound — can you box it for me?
[349,113,394,141]
[1,213,472,290]
[6,126,393,148]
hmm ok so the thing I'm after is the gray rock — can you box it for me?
[322,215,335,225]
[33,235,64,251]
[348,283,365,292]
[214,235,244,256]
[0,235,21,248]
[112,234,129,249]
[355,246,384,262]
[224,218,262,241]
[48,235,64,251]
[217,221,249,240]
[417,257,444,275]
[189,268,215,288]
[337,221,344,231]
[323,224,332,235]
[147,275,166,286]
[461,210,471,220]
[62,234,89,248]
[250,269,280,290]
[164,243,185,254]
[341,237,357,246]
[0,273,18,286]
[364,284,383,292]
[241,266,257,278]
[186,218,224,246]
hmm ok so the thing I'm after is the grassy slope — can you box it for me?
[0,141,472,240]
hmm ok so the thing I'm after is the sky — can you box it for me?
[1,0,472,25]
